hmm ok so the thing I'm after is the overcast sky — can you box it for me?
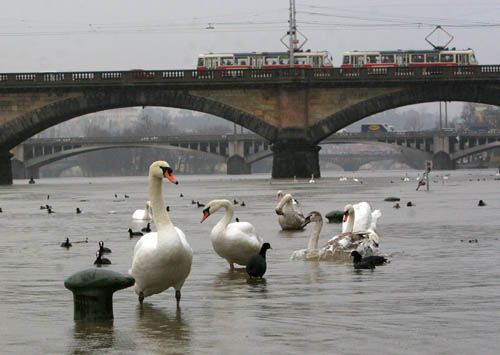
[1,0,499,72]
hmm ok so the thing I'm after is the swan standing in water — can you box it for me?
[129,161,192,307]
[275,193,306,230]
[341,201,381,233]
[132,201,152,220]
[200,199,263,270]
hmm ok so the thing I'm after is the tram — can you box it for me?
[340,48,478,68]
[196,50,333,70]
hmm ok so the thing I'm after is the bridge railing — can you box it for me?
[1,65,500,86]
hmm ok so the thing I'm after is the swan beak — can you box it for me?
[164,171,178,184]
[200,210,210,223]
[300,216,311,229]
[342,211,349,222]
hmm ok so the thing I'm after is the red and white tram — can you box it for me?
[197,51,333,70]
[341,48,478,68]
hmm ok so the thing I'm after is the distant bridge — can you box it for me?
[1,65,500,183]
[12,130,500,177]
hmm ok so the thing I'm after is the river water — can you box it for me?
[0,169,499,354]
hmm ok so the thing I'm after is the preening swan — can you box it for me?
[341,201,381,233]
[129,161,192,307]
[275,193,306,230]
[201,199,263,270]
[132,201,152,220]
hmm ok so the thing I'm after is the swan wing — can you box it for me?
[369,209,382,231]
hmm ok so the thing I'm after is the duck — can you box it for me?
[200,199,263,270]
[240,201,246,207]
[341,201,381,233]
[406,201,415,207]
[478,200,486,207]
[76,207,83,214]
[196,201,205,208]
[275,193,306,230]
[233,199,239,205]
[246,243,271,278]
[132,201,152,220]
[98,241,112,254]
[60,237,72,248]
[350,250,388,266]
[129,161,192,307]
[141,222,152,233]
[94,250,111,266]
[128,228,144,238]
[393,203,401,209]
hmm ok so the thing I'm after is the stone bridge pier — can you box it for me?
[227,139,251,174]
[432,135,455,170]
[0,150,13,185]
[272,137,321,178]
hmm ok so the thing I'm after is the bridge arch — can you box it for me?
[0,89,278,150]
[452,141,500,161]
[310,83,500,143]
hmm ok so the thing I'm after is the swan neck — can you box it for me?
[213,201,234,235]
[307,220,323,249]
[149,175,172,228]
[346,210,355,233]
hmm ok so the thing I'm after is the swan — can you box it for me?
[341,201,381,233]
[276,190,298,206]
[290,210,378,262]
[275,193,306,230]
[132,201,152,220]
[309,174,315,183]
[200,199,263,270]
[129,161,192,307]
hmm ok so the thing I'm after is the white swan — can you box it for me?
[200,199,263,270]
[341,201,381,233]
[275,193,306,230]
[132,201,152,220]
[309,174,315,183]
[129,161,192,307]
[291,210,378,262]
[276,190,298,206]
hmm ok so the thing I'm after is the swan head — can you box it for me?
[301,211,322,228]
[368,231,380,247]
[149,161,178,184]
[343,204,355,222]
[276,190,285,201]
[200,199,230,223]
[275,194,293,214]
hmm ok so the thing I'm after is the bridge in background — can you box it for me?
[12,130,500,177]
[1,66,500,183]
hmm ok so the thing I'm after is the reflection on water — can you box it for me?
[134,304,190,354]
[70,320,115,354]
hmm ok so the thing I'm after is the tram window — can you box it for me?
[197,58,204,66]
[426,53,438,63]
[440,54,454,62]
[265,57,279,65]
[294,57,306,65]
[381,55,394,63]
[223,58,234,65]
[352,55,365,65]
[367,55,379,64]
[342,56,350,64]
[279,57,289,65]
[411,54,424,63]
[236,58,247,65]
[470,54,477,64]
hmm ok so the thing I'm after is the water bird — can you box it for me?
[132,201,152,220]
[128,228,144,238]
[124,194,130,198]
[406,201,415,207]
[275,193,306,230]
[196,201,205,208]
[180,193,184,197]
[341,202,381,234]
[0,207,2,213]
[47,207,55,214]
[129,161,192,307]
[240,201,246,207]
[339,176,347,182]
[114,194,118,198]
[76,207,82,214]
[47,194,50,200]
[478,200,486,207]
[98,241,112,254]
[191,200,196,204]
[351,250,388,266]
[233,199,239,205]
[60,237,72,248]
[393,203,401,209]
[94,250,111,266]
[201,199,263,270]
[246,243,271,278]
[309,174,315,183]
[141,223,152,233]
[166,206,170,212]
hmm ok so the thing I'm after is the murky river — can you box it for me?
[0,169,499,354]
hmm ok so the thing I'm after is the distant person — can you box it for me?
[28,177,35,184]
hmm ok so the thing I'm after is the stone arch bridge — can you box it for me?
[1,65,500,184]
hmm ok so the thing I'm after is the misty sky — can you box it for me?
[2,0,499,119]
[1,0,498,72]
